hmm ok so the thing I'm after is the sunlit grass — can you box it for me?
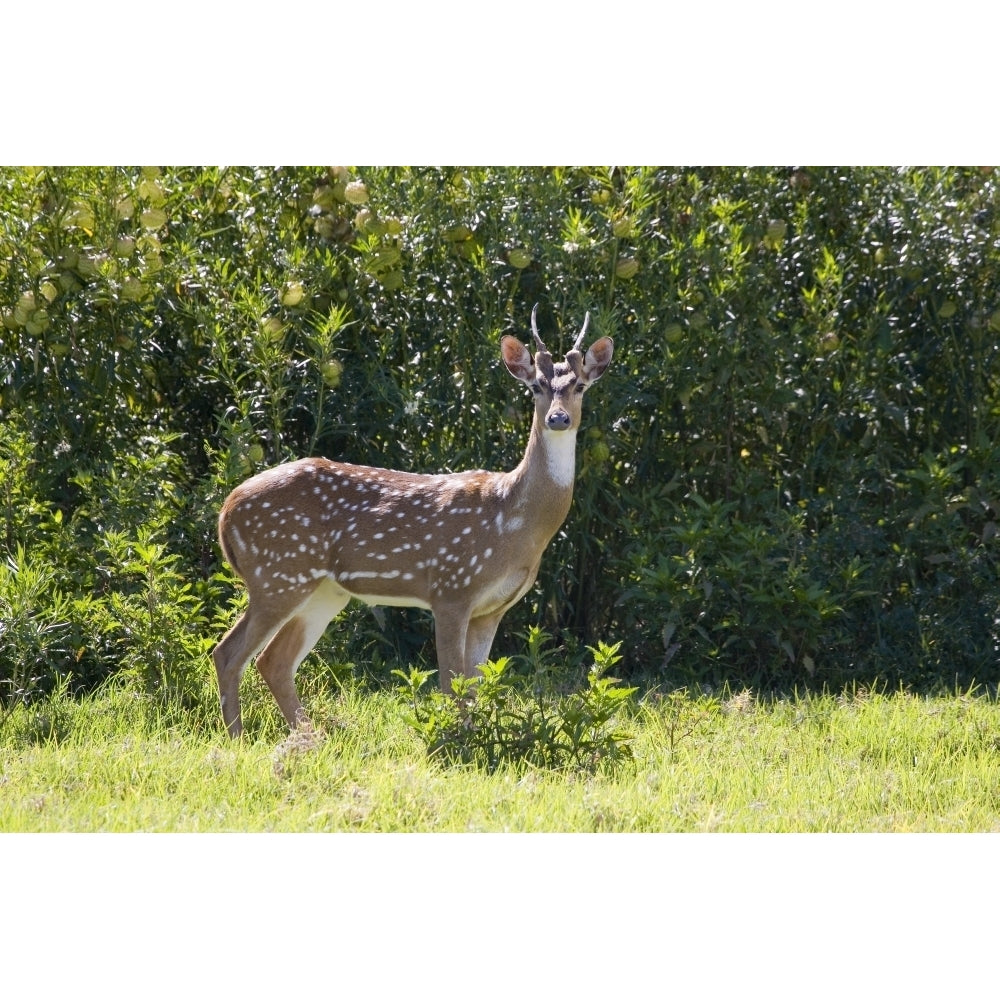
[3,677,1000,832]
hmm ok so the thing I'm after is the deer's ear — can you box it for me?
[582,337,614,383]
[501,335,535,383]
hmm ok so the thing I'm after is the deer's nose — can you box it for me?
[546,408,571,430]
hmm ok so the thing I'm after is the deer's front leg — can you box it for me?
[465,612,504,676]
[431,607,471,692]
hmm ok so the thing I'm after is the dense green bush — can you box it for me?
[2,165,1000,715]
[396,638,635,772]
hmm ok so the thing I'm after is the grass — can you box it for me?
[3,672,1000,832]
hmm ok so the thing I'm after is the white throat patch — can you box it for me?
[543,429,578,488]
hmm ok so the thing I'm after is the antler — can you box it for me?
[564,311,591,379]
[529,303,554,378]
[571,312,590,353]
[530,303,548,354]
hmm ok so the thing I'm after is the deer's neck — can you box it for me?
[501,418,578,531]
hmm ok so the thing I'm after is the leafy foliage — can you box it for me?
[2,166,1000,722]
[395,640,636,772]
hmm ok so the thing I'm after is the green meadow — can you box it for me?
[4,677,999,832]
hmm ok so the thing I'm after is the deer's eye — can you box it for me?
[531,383,544,395]
[574,383,586,394]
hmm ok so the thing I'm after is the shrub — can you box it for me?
[2,166,1000,701]
[395,641,636,772]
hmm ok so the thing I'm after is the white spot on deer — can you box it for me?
[344,570,378,581]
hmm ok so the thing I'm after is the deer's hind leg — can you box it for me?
[213,602,293,738]
[254,579,350,731]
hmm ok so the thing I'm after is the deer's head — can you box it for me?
[501,305,614,433]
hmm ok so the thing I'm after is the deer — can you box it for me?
[211,305,614,737]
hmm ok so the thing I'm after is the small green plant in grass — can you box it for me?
[0,546,75,716]
[654,688,721,753]
[394,640,636,772]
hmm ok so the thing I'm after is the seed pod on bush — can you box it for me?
[120,277,145,302]
[137,177,166,205]
[141,208,167,230]
[354,208,376,233]
[314,216,338,239]
[611,215,633,238]
[13,292,36,325]
[70,202,96,232]
[508,248,532,269]
[589,440,611,463]
[764,219,787,248]
[615,257,639,280]
[344,181,369,205]
[312,185,338,211]
[321,358,343,387]
[260,316,284,340]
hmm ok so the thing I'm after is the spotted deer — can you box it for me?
[212,306,614,736]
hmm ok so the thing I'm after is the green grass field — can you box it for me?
[4,675,999,833]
